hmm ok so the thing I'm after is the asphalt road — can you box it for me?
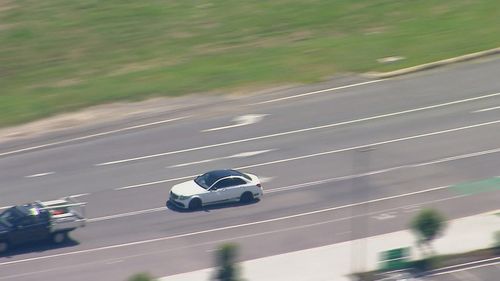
[1,57,500,281]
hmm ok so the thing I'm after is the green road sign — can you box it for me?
[379,247,411,271]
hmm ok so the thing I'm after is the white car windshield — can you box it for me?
[194,174,211,190]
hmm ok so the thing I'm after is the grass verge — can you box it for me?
[1,0,499,127]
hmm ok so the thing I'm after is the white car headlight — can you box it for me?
[178,195,191,200]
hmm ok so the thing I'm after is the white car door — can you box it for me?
[203,188,221,205]
[224,177,248,200]
[206,179,232,204]
[208,178,246,203]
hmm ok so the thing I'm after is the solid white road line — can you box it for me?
[429,258,500,276]
[429,256,500,274]
[25,172,55,178]
[252,80,385,105]
[0,116,189,158]
[96,92,500,166]
[412,147,500,166]
[473,105,500,113]
[0,184,451,267]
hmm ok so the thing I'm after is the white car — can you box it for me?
[169,169,263,210]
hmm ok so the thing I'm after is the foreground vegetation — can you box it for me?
[355,247,499,281]
[354,209,499,280]
[1,0,499,127]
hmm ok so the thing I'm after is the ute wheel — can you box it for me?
[240,192,254,204]
[0,241,8,253]
[188,198,202,210]
[52,232,68,244]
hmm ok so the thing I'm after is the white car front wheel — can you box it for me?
[188,198,202,210]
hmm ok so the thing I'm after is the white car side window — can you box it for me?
[212,178,247,190]
[231,178,246,186]
[212,179,230,190]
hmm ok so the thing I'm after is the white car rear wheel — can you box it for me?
[240,192,254,204]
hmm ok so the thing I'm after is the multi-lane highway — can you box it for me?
[1,57,499,281]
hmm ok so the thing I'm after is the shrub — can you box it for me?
[411,256,440,272]
[410,209,446,254]
[128,272,154,281]
[214,243,243,281]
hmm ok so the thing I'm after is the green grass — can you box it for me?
[1,0,499,127]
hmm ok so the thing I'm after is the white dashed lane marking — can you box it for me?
[96,92,500,167]
[114,120,500,191]
[25,172,55,178]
